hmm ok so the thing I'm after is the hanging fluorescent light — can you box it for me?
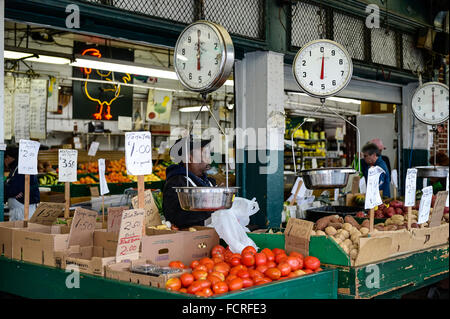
[179,105,210,113]
[4,49,71,65]
[305,118,316,122]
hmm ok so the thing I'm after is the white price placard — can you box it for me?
[116,209,145,262]
[18,139,40,175]
[364,166,383,209]
[359,176,367,194]
[391,169,398,188]
[417,186,433,224]
[404,168,418,207]
[125,132,153,176]
[98,158,109,196]
[88,142,100,157]
[58,149,78,182]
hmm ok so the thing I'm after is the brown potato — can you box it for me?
[344,215,361,230]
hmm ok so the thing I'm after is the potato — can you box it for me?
[336,234,347,242]
[339,243,350,254]
[359,227,369,236]
[351,233,361,243]
[360,219,370,229]
[340,229,350,239]
[310,230,316,236]
[394,220,405,226]
[315,215,338,231]
[384,225,398,231]
[328,222,343,230]
[316,230,326,236]
[385,218,393,225]
[344,215,361,230]
[350,249,359,259]
[343,239,353,247]
[332,236,343,245]
[343,223,353,232]
[325,226,337,236]
[392,215,404,222]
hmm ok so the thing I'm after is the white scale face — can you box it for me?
[411,82,449,125]
[293,39,353,98]
[174,22,227,92]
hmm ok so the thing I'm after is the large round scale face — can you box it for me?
[411,82,449,125]
[293,39,353,98]
[174,21,234,93]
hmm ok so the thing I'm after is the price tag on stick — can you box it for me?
[98,159,109,196]
[107,206,128,233]
[88,141,100,157]
[18,139,40,175]
[404,168,417,207]
[391,169,398,200]
[58,149,78,182]
[365,166,384,232]
[116,209,145,262]
[125,132,153,176]
[429,191,448,228]
[417,186,433,225]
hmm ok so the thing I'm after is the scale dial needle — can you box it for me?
[320,53,325,80]
[432,87,435,113]
[197,30,201,71]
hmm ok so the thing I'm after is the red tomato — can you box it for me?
[213,262,230,277]
[224,250,233,262]
[230,253,242,259]
[241,246,257,256]
[285,256,300,271]
[194,264,208,272]
[241,253,255,267]
[190,260,200,269]
[266,261,277,268]
[229,257,241,267]
[315,267,323,273]
[277,262,292,277]
[207,274,222,285]
[288,272,298,278]
[196,287,213,297]
[179,288,187,293]
[275,253,288,264]
[169,261,186,269]
[212,281,229,294]
[230,265,247,276]
[210,271,225,282]
[265,267,282,280]
[256,264,268,274]
[187,281,203,294]
[279,276,288,280]
[248,269,264,279]
[237,269,250,279]
[180,273,194,288]
[242,277,254,288]
[165,277,181,291]
[304,256,321,271]
[199,257,214,267]
[198,279,212,289]
[192,270,208,281]
[254,252,267,266]
[261,248,275,262]
[211,244,226,256]
[254,277,272,285]
[290,251,304,260]
[212,256,224,264]
[272,248,286,256]
[304,269,314,274]
[225,274,238,284]
[228,277,244,291]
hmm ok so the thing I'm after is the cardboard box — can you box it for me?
[58,230,119,276]
[106,257,187,289]
[0,221,50,258]
[12,225,70,267]
[141,226,220,267]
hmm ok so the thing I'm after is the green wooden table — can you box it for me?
[0,256,337,299]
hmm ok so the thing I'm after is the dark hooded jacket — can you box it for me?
[163,164,216,229]
[4,160,40,204]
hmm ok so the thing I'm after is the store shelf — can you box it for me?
[293,138,327,143]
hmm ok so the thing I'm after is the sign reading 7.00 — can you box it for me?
[125,132,153,176]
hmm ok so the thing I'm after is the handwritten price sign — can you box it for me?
[29,202,65,225]
[88,141,100,157]
[125,132,153,176]
[116,209,145,262]
[404,168,417,207]
[417,186,433,224]
[364,166,384,209]
[107,206,128,233]
[98,158,109,196]
[18,139,40,175]
[58,149,78,182]
[68,208,98,247]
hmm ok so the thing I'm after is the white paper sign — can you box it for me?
[58,149,78,182]
[391,169,398,188]
[423,178,428,187]
[98,158,109,196]
[417,186,433,224]
[18,139,40,175]
[364,166,383,209]
[404,168,418,207]
[359,176,367,194]
[446,174,449,207]
[125,132,153,176]
[88,142,100,157]
[118,116,132,131]
[116,209,145,262]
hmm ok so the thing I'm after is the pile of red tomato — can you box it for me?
[165,245,322,297]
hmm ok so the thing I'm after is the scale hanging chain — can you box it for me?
[317,5,326,39]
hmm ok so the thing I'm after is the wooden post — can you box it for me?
[102,195,105,223]
[393,187,397,201]
[138,175,145,234]
[407,206,412,230]
[24,174,30,227]
[64,182,70,219]
[369,208,374,233]
[290,180,303,206]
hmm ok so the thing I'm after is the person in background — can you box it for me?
[370,138,391,176]
[163,136,216,229]
[361,142,391,198]
[429,152,449,194]
[4,147,40,220]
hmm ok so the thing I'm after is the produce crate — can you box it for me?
[247,233,449,299]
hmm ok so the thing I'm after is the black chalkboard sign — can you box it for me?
[72,42,134,121]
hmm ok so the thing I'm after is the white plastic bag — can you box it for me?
[207,197,260,254]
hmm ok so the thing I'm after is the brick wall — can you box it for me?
[431,121,448,157]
